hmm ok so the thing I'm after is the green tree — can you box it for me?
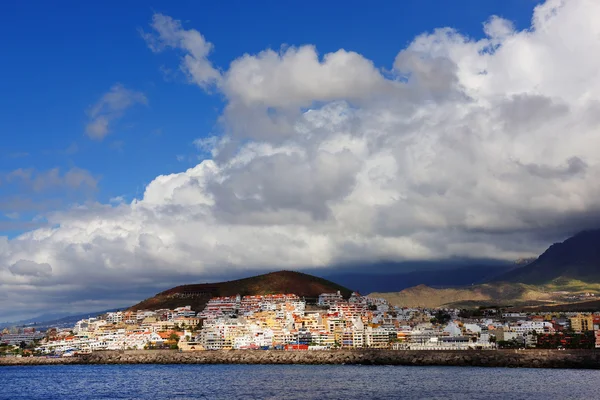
[431,310,451,325]
[497,339,519,349]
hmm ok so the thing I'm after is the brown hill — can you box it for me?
[129,270,352,312]
[370,283,554,308]
[371,279,600,309]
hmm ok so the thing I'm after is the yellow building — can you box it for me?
[570,314,594,333]
[174,317,201,328]
[179,340,205,351]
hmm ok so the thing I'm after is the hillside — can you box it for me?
[510,298,600,313]
[494,229,600,284]
[129,270,352,311]
[370,283,554,308]
[371,279,600,309]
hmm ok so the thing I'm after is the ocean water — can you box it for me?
[1,364,599,400]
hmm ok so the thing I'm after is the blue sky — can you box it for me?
[0,0,540,237]
[14,0,600,321]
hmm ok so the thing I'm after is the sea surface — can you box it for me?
[1,364,599,400]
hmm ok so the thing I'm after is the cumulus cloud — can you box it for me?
[85,84,147,140]
[222,46,394,108]
[483,15,516,40]
[4,0,600,319]
[142,14,393,107]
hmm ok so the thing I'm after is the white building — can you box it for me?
[463,323,482,334]
[106,312,123,324]
[318,291,344,306]
[443,322,462,337]
[174,306,197,318]
[512,321,553,335]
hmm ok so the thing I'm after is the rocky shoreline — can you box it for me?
[2,349,600,369]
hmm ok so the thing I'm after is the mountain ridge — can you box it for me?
[493,229,600,284]
[370,229,600,308]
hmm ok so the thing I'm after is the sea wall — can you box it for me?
[2,349,600,369]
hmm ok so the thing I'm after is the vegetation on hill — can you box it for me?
[129,270,352,311]
[511,298,600,312]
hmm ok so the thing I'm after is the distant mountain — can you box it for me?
[0,312,72,328]
[324,264,516,294]
[129,270,352,311]
[0,308,120,330]
[514,257,537,266]
[494,229,600,284]
[369,230,600,308]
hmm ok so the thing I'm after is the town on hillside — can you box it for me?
[1,291,600,357]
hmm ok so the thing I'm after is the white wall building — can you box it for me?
[318,291,344,306]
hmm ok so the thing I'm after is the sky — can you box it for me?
[3,0,600,321]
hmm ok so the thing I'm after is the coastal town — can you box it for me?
[2,291,600,358]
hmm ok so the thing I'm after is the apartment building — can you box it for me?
[570,314,595,333]
[105,312,123,324]
[365,327,391,349]
[318,291,344,306]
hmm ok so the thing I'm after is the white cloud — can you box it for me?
[109,196,125,204]
[483,15,515,40]
[4,0,600,319]
[222,45,394,108]
[9,260,52,278]
[85,84,147,140]
[2,167,98,192]
[141,14,220,88]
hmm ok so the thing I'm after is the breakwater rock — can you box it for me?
[2,349,600,369]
